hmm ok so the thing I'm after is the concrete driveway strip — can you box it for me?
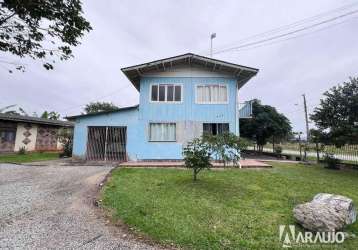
[0,163,160,250]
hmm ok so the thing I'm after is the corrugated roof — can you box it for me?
[0,113,74,127]
[65,105,139,120]
[121,53,259,90]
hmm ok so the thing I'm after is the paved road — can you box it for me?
[0,163,160,250]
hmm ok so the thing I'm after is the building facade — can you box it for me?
[0,114,74,153]
[69,53,258,161]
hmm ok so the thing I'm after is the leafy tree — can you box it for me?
[41,111,60,120]
[183,137,212,181]
[240,99,292,151]
[0,0,91,72]
[84,102,119,114]
[310,77,358,147]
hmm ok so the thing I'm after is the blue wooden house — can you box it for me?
[68,53,258,161]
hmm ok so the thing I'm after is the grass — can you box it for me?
[102,163,358,250]
[0,152,60,163]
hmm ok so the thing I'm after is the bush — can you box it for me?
[58,128,73,157]
[203,132,247,167]
[183,137,212,181]
[323,153,340,169]
[18,146,26,155]
[274,145,282,155]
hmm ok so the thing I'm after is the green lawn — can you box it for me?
[0,152,60,163]
[102,163,358,249]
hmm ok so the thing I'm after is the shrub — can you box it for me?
[58,128,73,157]
[183,137,212,181]
[203,132,247,167]
[274,145,282,155]
[18,146,26,155]
[323,153,340,169]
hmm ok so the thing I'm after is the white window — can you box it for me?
[196,84,228,104]
[151,84,182,102]
[149,123,176,141]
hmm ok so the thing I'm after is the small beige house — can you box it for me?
[0,114,73,153]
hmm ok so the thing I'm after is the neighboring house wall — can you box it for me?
[14,123,38,152]
[0,121,17,152]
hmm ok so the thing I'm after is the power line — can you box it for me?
[59,83,133,113]
[221,15,358,53]
[212,8,358,55]
[205,2,358,54]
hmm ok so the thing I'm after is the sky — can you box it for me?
[1,0,358,137]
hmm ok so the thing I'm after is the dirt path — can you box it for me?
[0,163,162,249]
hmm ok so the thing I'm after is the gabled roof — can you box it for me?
[0,113,74,127]
[121,53,259,90]
[65,105,139,120]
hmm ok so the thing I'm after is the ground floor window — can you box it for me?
[0,130,16,142]
[203,123,229,135]
[149,123,176,141]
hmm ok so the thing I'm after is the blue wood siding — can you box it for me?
[72,76,239,160]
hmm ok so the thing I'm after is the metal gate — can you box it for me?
[86,126,127,161]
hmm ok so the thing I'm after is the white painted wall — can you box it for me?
[14,123,38,152]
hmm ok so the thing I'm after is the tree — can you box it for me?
[183,137,212,181]
[203,132,250,167]
[240,99,292,151]
[0,0,91,72]
[41,111,60,120]
[310,77,358,147]
[84,102,119,114]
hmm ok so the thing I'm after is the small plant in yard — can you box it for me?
[323,152,340,169]
[18,146,26,155]
[274,145,282,155]
[183,137,212,181]
[203,132,249,167]
[58,128,73,157]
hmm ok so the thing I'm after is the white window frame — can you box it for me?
[195,84,229,104]
[149,84,183,103]
[148,122,177,142]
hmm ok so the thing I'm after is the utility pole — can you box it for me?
[210,33,216,57]
[302,94,310,161]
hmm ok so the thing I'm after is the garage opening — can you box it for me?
[86,126,127,161]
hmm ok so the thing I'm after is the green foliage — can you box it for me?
[240,99,292,149]
[41,111,60,120]
[84,102,120,114]
[58,128,73,157]
[323,153,340,170]
[0,152,59,163]
[203,132,249,167]
[183,137,212,181]
[310,77,358,147]
[18,146,26,155]
[102,164,358,250]
[274,145,282,155]
[0,0,92,72]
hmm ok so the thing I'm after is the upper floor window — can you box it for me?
[196,84,228,104]
[151,84,182,103]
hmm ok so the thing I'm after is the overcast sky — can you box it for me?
[1,0,358,136]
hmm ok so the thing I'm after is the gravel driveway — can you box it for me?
[0,163,161,250]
